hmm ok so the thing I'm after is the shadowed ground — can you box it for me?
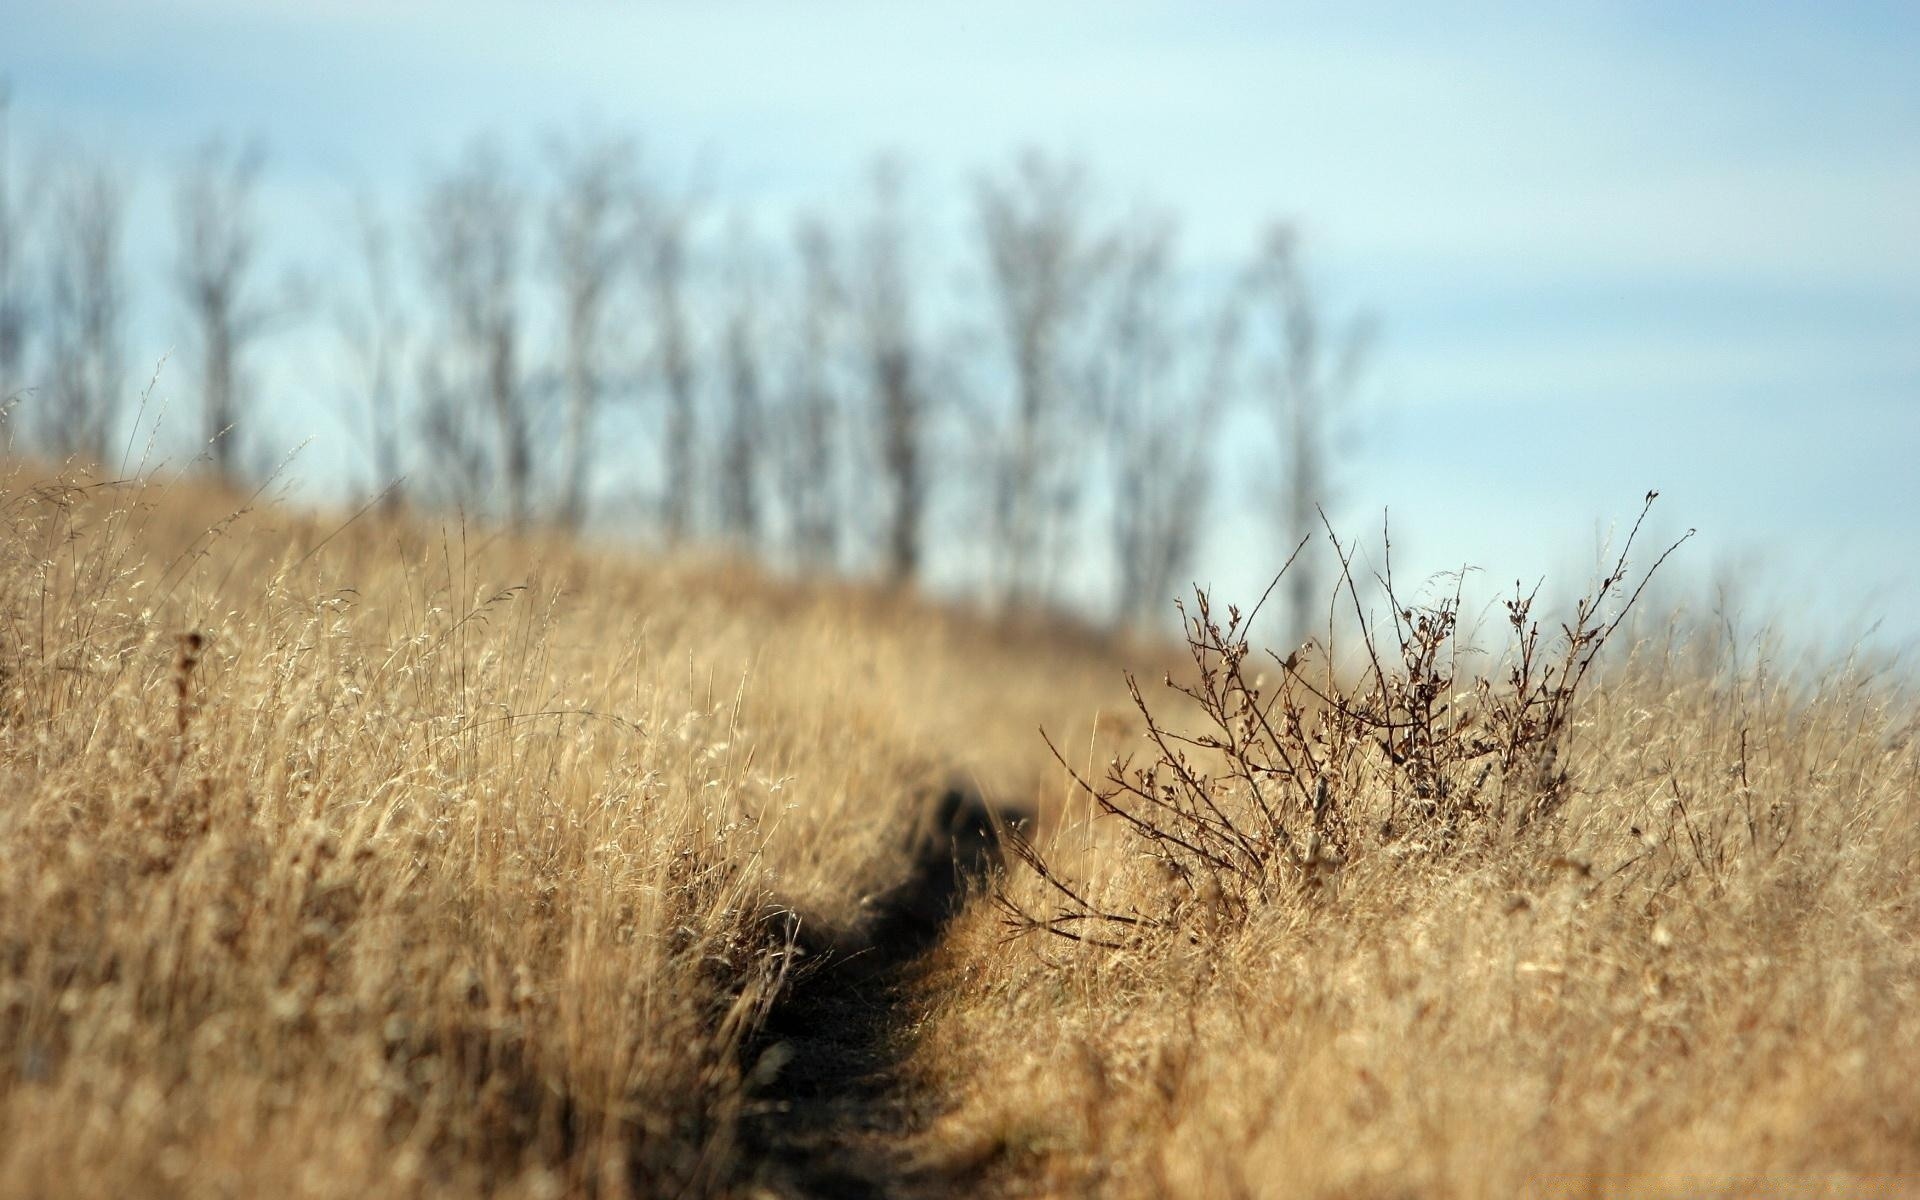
[733,789,1017,1199]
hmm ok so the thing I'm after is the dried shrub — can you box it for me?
[1004,493,1691,941]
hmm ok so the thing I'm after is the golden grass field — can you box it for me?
[2,464,1915,1198]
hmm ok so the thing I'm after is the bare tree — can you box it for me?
[1091,212,1244,629]
[174,138,273,484]
[418,141,532,526]
[1251,224,1371,641]
[856,160,929,585]
[415,355,489,515]
[545,128,636,530]
[635,187,701,541]
[40,160,127,465]
[780,216,846,572]
[974,149,1109,605]
[714,216,765,549]
[0,81,33,438]
[338,196,407,511]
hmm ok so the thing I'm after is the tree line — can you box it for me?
[0,88,1368,632]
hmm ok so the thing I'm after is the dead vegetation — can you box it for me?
[924,501,1919,1197]
[1004,493,1693,938]
[1,466,1914,1198]
[0,463,1125,1197]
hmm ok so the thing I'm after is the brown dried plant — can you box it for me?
[1005,493,1691,941]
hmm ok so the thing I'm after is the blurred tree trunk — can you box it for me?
[1093,213,1244,629]
[1252,225,1371,643]
[174,138,269,485]
[546,129,635,531]
[339,197,406,512]
[419,141,531,527]
[783,217,845,572]
[0,82,32,441]
[974,150,1107,607]
[717,218,763,549]
[858,161,927,585]
[638,197,699,542]
[42,161,126,466]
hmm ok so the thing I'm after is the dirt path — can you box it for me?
[731,790,1010,1199]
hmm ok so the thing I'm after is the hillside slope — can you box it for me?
[0,466,1145,1197]
[2,465,1915,1198]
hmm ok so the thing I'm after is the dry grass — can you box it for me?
[2,464,1914,1198]
[918,523,1920,1197]
[0,463,1132,1197]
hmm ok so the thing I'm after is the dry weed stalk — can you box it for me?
[1006,493,1691,941]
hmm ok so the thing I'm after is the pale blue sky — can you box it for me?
[7,1,1918,651]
